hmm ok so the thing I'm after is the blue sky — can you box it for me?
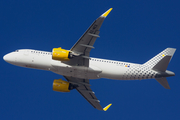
[1,0,180,119]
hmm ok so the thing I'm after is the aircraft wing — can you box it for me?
[64,76,111,111]
[62,8,112,111]
[68,8,112,67]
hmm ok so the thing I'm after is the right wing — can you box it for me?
[65,8,113,67]
[70,8,113,55]
[64,76,111,111]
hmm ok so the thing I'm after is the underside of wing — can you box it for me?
[64,76,104,110]
[65,8,112,67]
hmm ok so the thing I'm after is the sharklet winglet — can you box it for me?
[101,8,113,18]
[103,103,112,111]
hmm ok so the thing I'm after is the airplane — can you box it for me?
[3,8,176,111]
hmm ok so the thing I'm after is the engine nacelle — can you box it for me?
[53,79,74,92]
[52,47,71,61]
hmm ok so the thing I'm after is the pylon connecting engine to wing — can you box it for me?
[53,79,76,92]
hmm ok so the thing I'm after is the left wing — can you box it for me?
[66,8,113,67]
[64,76,111,111]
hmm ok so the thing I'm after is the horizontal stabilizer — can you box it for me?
[155,77,170,89]
[152,56,171,72]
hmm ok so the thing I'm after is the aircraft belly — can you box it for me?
[51,60,101,79]
[51,60,158,80]
[98,66,128,80]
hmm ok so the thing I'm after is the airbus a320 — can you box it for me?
[3,8,176,111]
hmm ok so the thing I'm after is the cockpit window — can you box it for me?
[14,50,19,52]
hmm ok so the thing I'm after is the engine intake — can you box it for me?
[53,79,75,92]
[52,47,73,61]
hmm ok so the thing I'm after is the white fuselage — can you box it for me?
[3,49,158,80]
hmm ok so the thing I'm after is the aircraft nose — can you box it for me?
[3,54,9,62]
[3,53,14,63]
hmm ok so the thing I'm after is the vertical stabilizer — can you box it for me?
[143,48,176,71]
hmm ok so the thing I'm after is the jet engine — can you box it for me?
[53,79,75,92]
[52,47,73,61]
